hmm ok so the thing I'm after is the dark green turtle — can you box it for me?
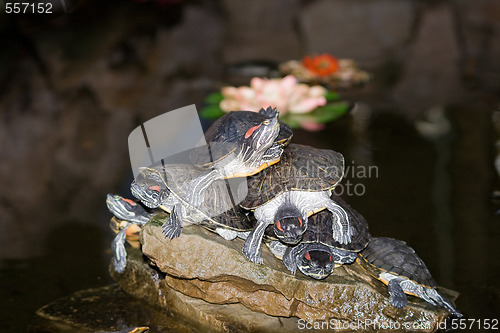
[130,166,256,240]
[239,143,351,264]
[357,237,461,316]
[185,107,292,207]
[106,194,153,273]
[274,196,370,279]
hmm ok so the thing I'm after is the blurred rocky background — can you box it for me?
[0,0,499,331]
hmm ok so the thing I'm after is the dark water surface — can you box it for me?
[2,101,499,332]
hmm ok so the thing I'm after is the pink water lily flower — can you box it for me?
[220,75,327,115]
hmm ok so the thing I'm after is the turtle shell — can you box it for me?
[301,196,369,252]
[359,237,437,288]
[191,111,293,168]
[240,143,344,209]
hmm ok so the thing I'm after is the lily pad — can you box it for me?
[199,105,226,119]
[324,91,341,102]
[312,101,350,123]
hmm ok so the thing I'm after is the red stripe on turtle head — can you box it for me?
[149,185,161,192]
[298,218,303,227]
[244,124,261,139]
[276,220,283,231]
[122,198,137,206]
[305,252,311,261]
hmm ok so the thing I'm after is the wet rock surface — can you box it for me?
[111,245,301,333]
[108,214,457,332]
[30,284,199,333]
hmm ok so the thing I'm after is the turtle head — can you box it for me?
[243,108,280,152]
[297,245,335,280]
[106,194,151,224]
[131,167,169,208]
[106,194,139,219]
[273,205,306,244]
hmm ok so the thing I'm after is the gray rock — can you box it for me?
[111,245,301,333]
[110,214,457,332]
[31,283,198,333]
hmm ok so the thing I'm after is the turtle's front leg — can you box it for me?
[283,245,303,274]
[112,224,131,273]
[242,220,270,264]
[186,169,222,207]
[326,200,353,244]
[387,277,408,308]
[162,204,183,238]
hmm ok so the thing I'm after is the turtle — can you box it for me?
[357,236,462,317]
[238,143,352,264]
[271,197,370,279]
[185,107,292,207]
[130,165,257,240]
[106,194,153,273]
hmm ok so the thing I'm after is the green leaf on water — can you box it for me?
[324,91,341,102]
[312,102,349,123]
[279,114,302,129]
[204,92,224,104]
[200,105,225,119]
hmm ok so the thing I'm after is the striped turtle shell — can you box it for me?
[240,143,344,209]
[358,237,437,287]
[191,110,293,168]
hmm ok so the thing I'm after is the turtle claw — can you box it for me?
[390,293,408,309]
[162,206,183,239]
[246,251,263,265]
[112,227,129,273]
[242,242,263,264]
[162,223,182,239]
[388,278,408,309]
[332,225,354,245]
[242,222,269,264]
[113,254,127,274]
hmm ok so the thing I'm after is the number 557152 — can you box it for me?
[5,2,53,14]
